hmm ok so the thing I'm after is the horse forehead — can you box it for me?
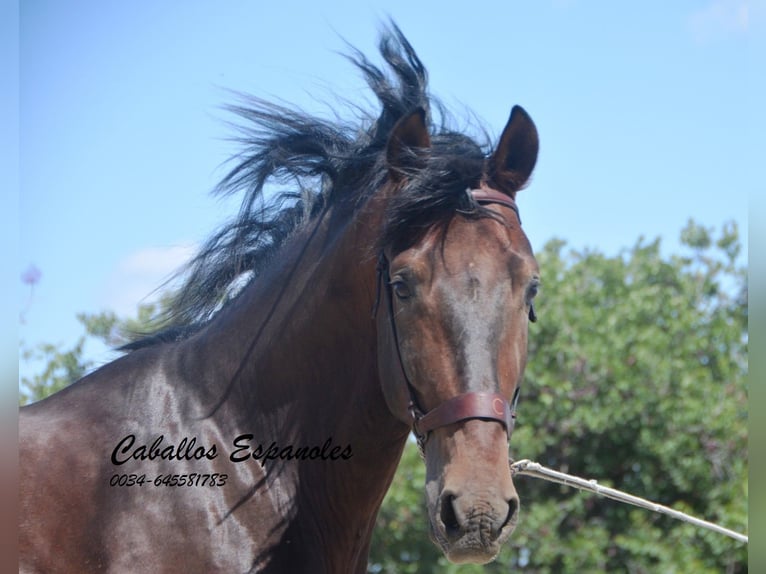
[395,216,535,282]
[438,216,533,274]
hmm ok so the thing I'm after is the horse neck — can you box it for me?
[168,190,409,571]
[179,196,409,563]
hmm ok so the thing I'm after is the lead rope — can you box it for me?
[509,458,748,543]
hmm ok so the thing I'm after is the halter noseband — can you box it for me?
[375,188,525,454]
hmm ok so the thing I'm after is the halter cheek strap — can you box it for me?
[374,188,525,454]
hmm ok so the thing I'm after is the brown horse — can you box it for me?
[19,24,539,573]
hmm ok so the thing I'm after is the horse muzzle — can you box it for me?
[424,418,520,564]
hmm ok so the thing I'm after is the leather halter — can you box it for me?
[375,188,524,453]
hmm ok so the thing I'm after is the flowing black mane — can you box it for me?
[128,23,494,348]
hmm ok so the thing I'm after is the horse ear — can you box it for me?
[487,105,539,196]
[386,107,431,182]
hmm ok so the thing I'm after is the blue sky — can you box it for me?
[17,1,762,381]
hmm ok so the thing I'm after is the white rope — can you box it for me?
[510,459,748,544]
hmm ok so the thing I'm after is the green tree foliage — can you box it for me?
[369,221,747,573]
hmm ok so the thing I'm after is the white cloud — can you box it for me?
[100,243,196,315]
[688,0,753,42]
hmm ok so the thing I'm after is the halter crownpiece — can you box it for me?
[376,188,527,454]
[469,188,521,223]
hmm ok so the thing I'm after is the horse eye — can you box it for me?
[526,279,540,302]
[391,280,412,300]
[526,279,540,322]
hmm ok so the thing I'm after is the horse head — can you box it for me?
[376,105,539,563]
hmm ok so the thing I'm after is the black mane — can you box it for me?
[127,22,494,349]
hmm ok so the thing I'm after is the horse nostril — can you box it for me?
[501,497,519,530]
[440,493,461,538]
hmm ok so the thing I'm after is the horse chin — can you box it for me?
[428,512,516,565]
[432,531,504,565]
